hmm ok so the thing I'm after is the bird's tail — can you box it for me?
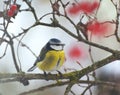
[27,65,37,72]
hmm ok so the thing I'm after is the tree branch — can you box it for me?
[19,79,120,95]
[0,53,119,81]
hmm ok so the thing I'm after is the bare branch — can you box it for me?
[23,0,38,21]
[0,44,8,59]
[64,83,74,95]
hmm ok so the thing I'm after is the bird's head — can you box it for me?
[48,38,65,50]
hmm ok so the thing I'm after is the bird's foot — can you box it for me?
[57,70,63,78]
[43,71,49,81]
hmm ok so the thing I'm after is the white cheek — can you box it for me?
[50,45,63,50]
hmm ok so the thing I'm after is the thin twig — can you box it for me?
[70,90,76,95]
[64,82,74,95]
[0,43,8,59]
[81,84,93,95]
[23,0,38,21]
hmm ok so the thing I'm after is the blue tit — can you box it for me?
[28,38,65,72]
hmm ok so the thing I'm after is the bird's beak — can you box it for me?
[61,44,65,50]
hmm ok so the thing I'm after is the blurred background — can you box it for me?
[0,0,120,95]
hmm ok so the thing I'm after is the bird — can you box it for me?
[27,38,65,74]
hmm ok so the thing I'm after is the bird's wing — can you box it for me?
[33,45,48,66]
[28,44,49,72]
[28,46,48,72]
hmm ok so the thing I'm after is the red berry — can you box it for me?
[87,21,112,37]
[68,0,99,15]
[10,4,17,12]
[7,4,18,17]
[7,9,14,17]
[70,47,81,58]
[68,45,82,60]
[67,43,88,61]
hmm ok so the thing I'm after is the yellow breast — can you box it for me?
[36,50,65,71]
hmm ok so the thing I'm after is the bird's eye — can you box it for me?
[51,44,60,46]
[56,44,61,46]
[54,44,65,46]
